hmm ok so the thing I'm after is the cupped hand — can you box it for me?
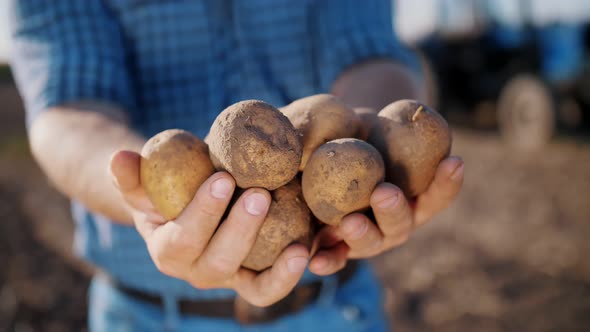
[109,150,310,306]
[309,156,464,275]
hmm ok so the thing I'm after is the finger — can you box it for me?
[311,225,342,256]
[111,150,163,238]
[148,172,235,269]
[194,188,270,281]
[174,171,234,225]
[109,150,157,214]
[370,182,413,240]
[414,156,464,226]
[132,210,161,239]
[309,241,349,275]
[339,213,387,258]
[233,244,309,307]
[109,150,141,192]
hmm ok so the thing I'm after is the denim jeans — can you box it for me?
[88,262,389,332]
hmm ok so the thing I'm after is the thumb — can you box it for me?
[110,150,160,215]
[109,150,142,193]
[414,156,464,226]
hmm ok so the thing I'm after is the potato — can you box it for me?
[369,99,451,197]
[353,107,378,141]
[281,94,359,171]
[206,100,302,190]
[302,138,385,226]
[242,179,313,271]
[140,129,215,220]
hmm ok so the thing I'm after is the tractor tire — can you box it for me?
[497,75,555,151]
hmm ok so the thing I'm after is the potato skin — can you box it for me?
[206,100,302,190]
[242,179,313,271]
[302,138,385,226]
[281,94,358,171]
[140,129,215,220]
[369,99,451,197]
[353,107,378,141]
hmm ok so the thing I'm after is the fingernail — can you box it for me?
[287,256,308,273]
[244,192,269,216]
[342,216,367,240]
[376,192,400,209]
[210,178,233,199]
[450,162,464,181]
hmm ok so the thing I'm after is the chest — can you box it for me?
[106,0,314,82]
[105,0,319,136]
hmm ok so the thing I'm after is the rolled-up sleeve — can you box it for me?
[312,0,421,92]
[9,0,135,126]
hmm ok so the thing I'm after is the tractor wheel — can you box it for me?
[497,75,555,151]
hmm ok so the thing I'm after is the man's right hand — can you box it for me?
[109,150,310,307]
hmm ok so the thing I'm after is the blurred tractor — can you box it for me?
[395,0,590,150]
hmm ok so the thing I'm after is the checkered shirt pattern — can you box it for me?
[10,0,418,299]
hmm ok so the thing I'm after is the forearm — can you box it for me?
[29,103,145,224]
[331,59,424,110]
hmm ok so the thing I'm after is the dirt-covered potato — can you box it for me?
[353,107,378,141]
[140,129,215,220]
[281,94,359,171]
[369,99,452,197]
[206,100,302,190]
[242,179,313,271]
[302,138,385,226]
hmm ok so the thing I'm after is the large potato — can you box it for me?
[140,129,215,220]
[302,138,385,226]
[206,100,302,190]
[242,179,313,271]
[281,94,359,170]
[369,100,452,197]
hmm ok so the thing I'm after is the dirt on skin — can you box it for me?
[2,81,590,331]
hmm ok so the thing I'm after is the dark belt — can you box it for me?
[98,261,358,325]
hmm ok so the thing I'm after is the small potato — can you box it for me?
[369,100,451,197]
[140,129,215,220]
[281,94,358,171]
[302,138,385,226]
[242,179,313,271]
[206,100,302,190]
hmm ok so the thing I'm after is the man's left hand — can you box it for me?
[309,156,464,275]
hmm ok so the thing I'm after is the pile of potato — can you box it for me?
[140,95,451,271]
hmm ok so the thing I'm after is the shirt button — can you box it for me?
[341,305,361,321]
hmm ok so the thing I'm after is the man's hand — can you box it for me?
[309,156,464,275]
[109,150,309,307]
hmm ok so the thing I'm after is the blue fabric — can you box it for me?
[489,24,528,49]
[89,261,388,332]
[537,23,585,83]
[10,0,417,301]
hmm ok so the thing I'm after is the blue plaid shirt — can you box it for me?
[10,0,418,300]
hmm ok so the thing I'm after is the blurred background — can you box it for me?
[1,0,590,331]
